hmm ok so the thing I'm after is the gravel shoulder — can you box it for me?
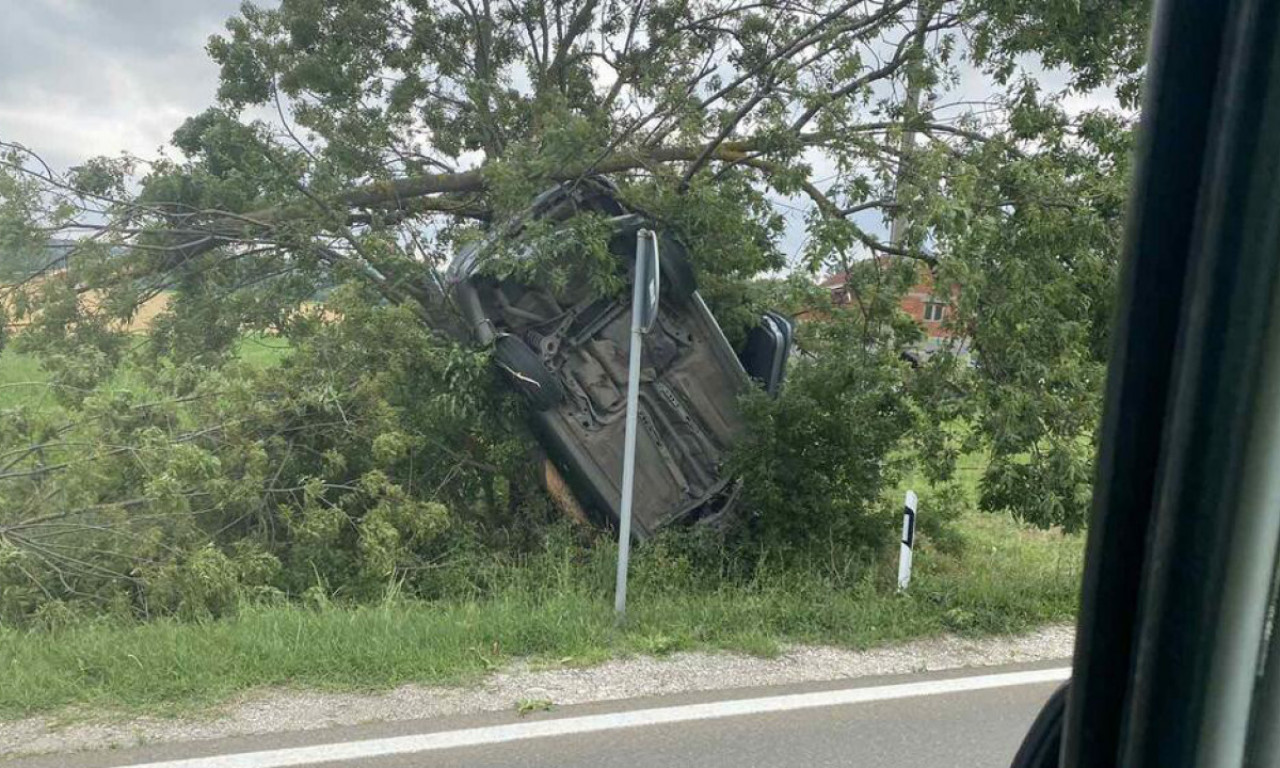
[0,624,1073,759]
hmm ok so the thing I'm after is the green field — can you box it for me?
[0,349,54,410]
[0,336,290,410]
[233,335,292,367]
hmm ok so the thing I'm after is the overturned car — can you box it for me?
[447,180,793,539]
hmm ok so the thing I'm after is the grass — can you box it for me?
[0,349,54,410]
[234,335,292,367]
[0,335,290,411]
[0,511,1082,720]
[517,698,556,716]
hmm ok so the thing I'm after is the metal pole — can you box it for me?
[898,490,918,591]
[614,231,654,619]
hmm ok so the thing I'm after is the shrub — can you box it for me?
[730,316,915,559]
[0,287,550,624]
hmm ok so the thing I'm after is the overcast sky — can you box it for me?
[0,0,247,170]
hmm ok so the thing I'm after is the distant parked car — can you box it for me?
[447,179,793,539]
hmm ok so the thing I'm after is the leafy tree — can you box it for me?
[0,0,1146,619]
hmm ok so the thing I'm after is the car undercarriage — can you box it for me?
[448,180,793,538]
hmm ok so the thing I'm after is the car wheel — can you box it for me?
[494,334,564,410]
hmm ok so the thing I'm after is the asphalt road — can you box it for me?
[12,661,1068,768]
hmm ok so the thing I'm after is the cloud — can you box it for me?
[0,0,250,169]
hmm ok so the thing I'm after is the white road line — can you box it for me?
[121,666,1070,768]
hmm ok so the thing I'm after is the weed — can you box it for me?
[516,698,555,716]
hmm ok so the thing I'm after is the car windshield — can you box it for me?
[0,2,1146,766]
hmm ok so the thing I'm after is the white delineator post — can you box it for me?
[898,490,918,591]
[615,230,659,620]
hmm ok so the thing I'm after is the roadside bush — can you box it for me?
[730,316,915,559]
[912,480,972,556]
[0,283,552,624]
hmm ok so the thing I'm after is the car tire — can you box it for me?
[494,334,564,410]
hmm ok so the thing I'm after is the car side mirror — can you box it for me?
[738,310,795,397]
